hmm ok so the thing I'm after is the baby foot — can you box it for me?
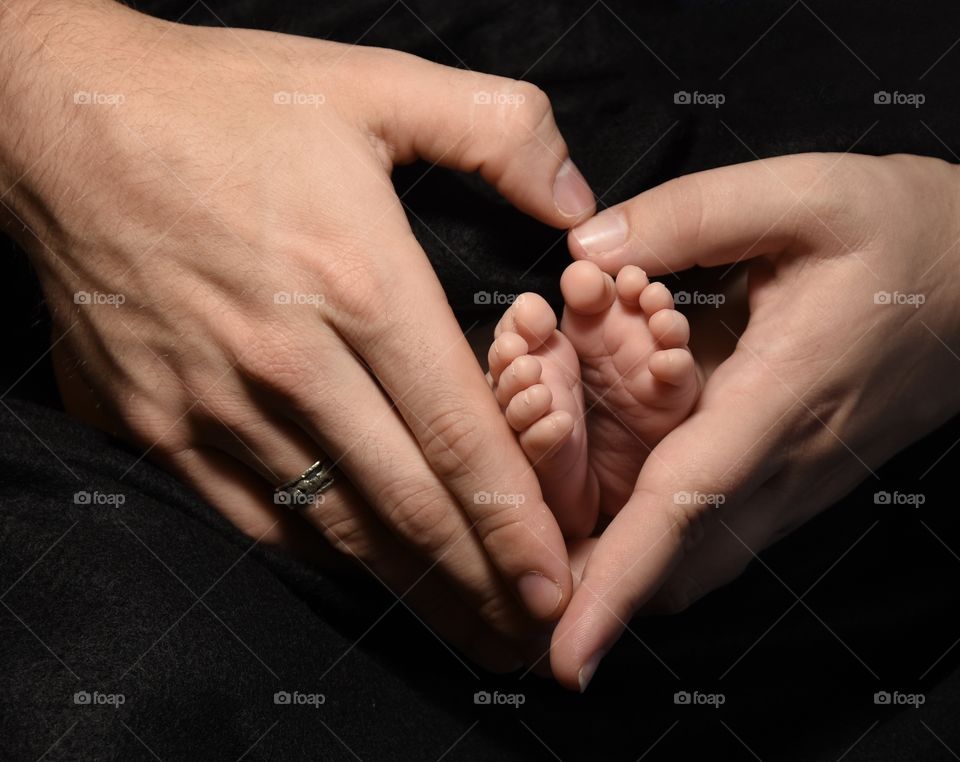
[559,260,700,514]
[488,261,700,534]
[488,294,600,538]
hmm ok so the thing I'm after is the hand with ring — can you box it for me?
[0,0,597,669]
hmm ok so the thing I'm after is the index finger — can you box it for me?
[337,236,573,622]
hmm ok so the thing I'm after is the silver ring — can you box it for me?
[274,458,336,507]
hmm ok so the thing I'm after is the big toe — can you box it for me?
[497,293,558,351]
[560,260,616,316]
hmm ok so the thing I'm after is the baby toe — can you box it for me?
[615,265,649,305]
[504,383,554,431]
[494,355,543,407]
[648,309,690,349]
[638,281,675,316]
[518,410,576,463]
[560,260,616,316]
[648,348,696,387]
[488,331,529,383]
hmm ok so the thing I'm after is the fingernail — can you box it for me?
[518,571,563,620]
[578,650,605,693]
[571,211,628,256]
[553,158,595,218]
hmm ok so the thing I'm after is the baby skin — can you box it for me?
[487,260,701,538]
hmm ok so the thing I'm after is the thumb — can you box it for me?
[549,355,793,692]
[363,50,596,227]
[568,153,844,274]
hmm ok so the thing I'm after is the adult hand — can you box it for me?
[0,0,596,667]
[550,152,960,689]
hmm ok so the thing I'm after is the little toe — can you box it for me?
[648,348,696,387]
[560,260,616,316]
[615,265,649,305]
[518,410,576,463]
[488,332,529,384]
[494,355,543,407]
[502,293,557,351]
[505,384,554,431]
[638,281,675,316]
[648,309,690,349]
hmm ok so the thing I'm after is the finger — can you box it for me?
[193,399,328,490]
[364,51,595,226]
[249,330,557,638]
[549,354,794,691]
[166,446,524,673]
[331,237,573,624]
[306,479,527,675]
[568,154,839,274]
[159,443,320,552]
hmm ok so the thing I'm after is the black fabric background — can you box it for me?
[2,1,960,759]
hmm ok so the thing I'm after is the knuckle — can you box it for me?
[308,250,385,328]
[419,405,491,480]
[657,173,706,257]
[510,81,553,125]
[314,508,376,559]
[474,507,526,551]
[111,385,189,451]
[381,478,459,554]
[125,403,189,452]
[269,235,390,338]
[663,490,713,552]
[237,337,310,398]
[506,82,556,146]
[475,79,556,160]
